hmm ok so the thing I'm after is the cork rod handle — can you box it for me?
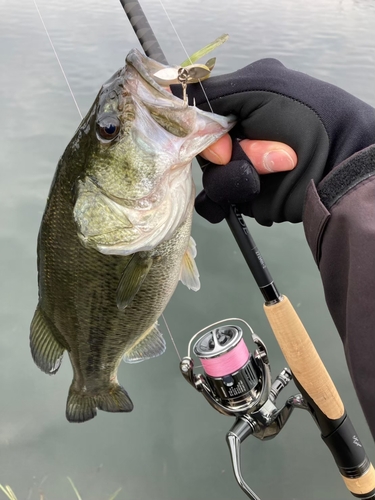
[264,296,343,419]
[264,295,375,497]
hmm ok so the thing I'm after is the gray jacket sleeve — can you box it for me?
[303,145,375,440]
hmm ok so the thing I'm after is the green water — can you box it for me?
[0,1,374,499]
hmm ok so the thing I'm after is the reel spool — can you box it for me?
[191,325,269,415]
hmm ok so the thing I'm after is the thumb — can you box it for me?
[240,139,297,174]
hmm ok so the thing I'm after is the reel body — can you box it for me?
[180,320,307,500]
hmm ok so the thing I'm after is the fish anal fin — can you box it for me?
[66,385,133,423]
[123,323,166,364]
[116,253,153,310]
[30,305,65,375]
[180,236,200,291]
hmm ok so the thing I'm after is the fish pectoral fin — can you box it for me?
[66,384,133,423]
[179,236,200,291]
[116,253,153,310]
[30,305,66,375]
[123,323,166,364]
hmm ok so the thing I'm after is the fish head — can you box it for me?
[73,48,235,255]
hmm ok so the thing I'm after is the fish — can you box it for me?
[30,48,234,423]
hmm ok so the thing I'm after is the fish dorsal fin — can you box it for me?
[123,323,166,364]
[117,253,153,310]
[30,305,66,374]
[180,237,200,291]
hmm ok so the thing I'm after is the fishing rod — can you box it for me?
[119,1,375,498]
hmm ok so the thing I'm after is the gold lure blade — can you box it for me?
[153,67,181,86]
[205,57,216,71]
[153,64,212,87]
[181,64,212,83]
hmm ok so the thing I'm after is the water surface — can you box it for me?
[0,1,374,499]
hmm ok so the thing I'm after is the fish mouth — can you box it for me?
[124,48,236,137]
[125,49,185,105]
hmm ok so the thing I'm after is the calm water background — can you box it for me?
[1,0,374,499]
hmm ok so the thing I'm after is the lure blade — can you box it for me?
[181,64,212,83]
[153,63,212,86]
[205,57,216,71]
[153,67,180,86]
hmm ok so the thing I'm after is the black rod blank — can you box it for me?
[119,0,168,64]
[118,0,278,302]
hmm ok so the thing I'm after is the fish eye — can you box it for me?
[97,116,120,141]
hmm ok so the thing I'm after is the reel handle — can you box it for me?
[264,295,375,498]
[226,418,261,500]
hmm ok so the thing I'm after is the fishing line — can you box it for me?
[161,313,182,361]
[32,0,83,120]
[157,0,214,113]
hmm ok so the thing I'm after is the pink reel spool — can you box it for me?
[200,338,249,377]
[193,326,250,375]
[193,325,260,405]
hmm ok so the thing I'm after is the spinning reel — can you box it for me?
[180,319,309,500]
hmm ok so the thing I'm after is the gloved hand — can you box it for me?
[174,58,375,226]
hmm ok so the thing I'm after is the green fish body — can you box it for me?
[30,49,234,423]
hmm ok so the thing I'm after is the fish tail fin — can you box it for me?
[30,305,65,374]
[66,384,133,423]
[96,385,134,413]
[66,388,97,423]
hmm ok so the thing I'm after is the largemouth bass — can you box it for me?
[30,49,234,423]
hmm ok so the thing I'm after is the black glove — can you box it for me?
[174,58,375,226]
[195,138,261,223]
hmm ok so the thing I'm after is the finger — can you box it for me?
[200,134,232,165]
[240,139,297,174]
[200,137,297,173]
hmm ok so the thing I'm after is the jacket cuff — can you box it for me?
[303,145,375,266]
